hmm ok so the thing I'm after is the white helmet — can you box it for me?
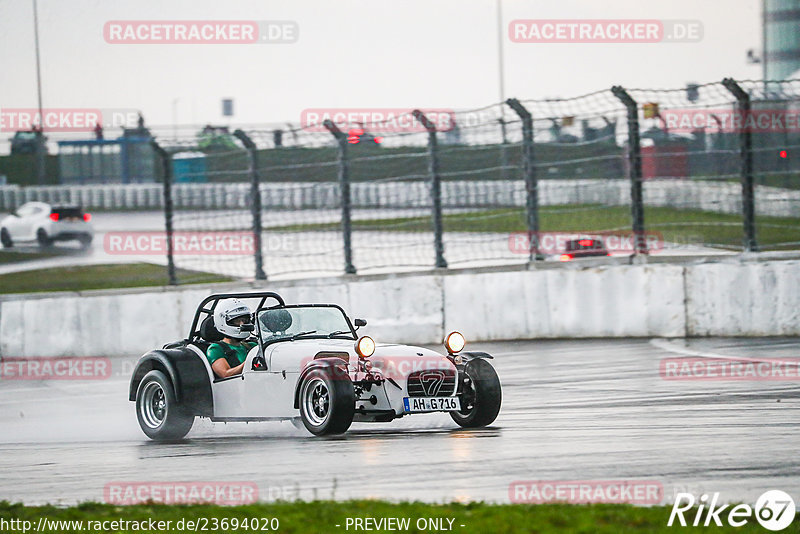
[214,299,253,340]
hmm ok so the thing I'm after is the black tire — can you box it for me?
[0,228,12,248]
[135,370,194,440]
[36,228,52,248]
[78,234,93,249]
[298,366,355,436]
[450,358,502,428]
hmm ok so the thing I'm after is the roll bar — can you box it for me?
[188,292,285,340]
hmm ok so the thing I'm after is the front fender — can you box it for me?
[293,357,351,409]
[129,351,180,401]
[454,352,495,394]
[460,351,493,361]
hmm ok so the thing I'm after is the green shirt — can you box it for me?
[207,341,256,368]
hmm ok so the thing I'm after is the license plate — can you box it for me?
[403,396,461,413]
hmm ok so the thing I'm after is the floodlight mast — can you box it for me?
[33,0,46,185]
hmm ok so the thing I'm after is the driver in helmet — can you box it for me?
[207,300,257,378]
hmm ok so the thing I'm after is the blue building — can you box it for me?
[57,135,155,184]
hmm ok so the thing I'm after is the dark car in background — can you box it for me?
[558,237,610,262]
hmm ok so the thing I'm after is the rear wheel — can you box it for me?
[450,358,502,428]
[0,228,12,248]
[78,234,92,249]
[136,370,194,440]
[299,367,354,436]
[36,228,51,248]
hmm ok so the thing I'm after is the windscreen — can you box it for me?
[51,206,84,220]
[257,306,353,342]
[566,238,605,252]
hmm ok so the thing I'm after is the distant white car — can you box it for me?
[0,201,94,248]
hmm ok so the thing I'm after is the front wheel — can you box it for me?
[299,367,354,436]
[450,358,502,428]
[135,370,194,440]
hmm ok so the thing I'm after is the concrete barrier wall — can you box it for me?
[1,180,799,217]
[442,264,687,340]
[2,258,799,358]
[686,260,800,336]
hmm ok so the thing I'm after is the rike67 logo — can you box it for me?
[668,490,795,531]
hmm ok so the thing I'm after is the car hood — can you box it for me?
[267,338,455,377]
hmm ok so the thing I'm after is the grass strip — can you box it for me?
[0,263,232,294]
[0,500,779,533]
[268,205,800,250]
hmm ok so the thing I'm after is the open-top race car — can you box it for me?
[129,291,502,440]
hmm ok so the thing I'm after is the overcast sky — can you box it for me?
[0,0,762,130]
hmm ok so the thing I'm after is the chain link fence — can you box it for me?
[148,79,800,282]
[5,78,798,283]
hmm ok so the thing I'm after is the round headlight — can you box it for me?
[445,331,466,354]
[355,335,375,358]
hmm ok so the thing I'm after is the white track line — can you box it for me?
[650,338,799,365]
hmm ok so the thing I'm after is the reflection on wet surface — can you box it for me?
[1,337,799,505]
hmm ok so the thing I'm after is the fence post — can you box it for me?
[611,85,647,255]
[413,110,448,269]
[35,130,47,185]
[499,117,510,181]
[323,120,357,275]
[722,78,758,252]
[151,140,177,286]
[233,130,267,280]
[506,98,542,262]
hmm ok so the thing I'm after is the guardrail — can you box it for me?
[1,181,799,218]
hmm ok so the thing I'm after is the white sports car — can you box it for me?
[1,201,94,248]
[129,291,502,440]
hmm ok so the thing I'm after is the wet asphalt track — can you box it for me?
[0,210,730,279]
[1,337,799,506]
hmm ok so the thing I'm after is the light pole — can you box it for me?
[172,98,180,140]
[496,0,509,178]
[33,0,46,184]
[496,0,506,112]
